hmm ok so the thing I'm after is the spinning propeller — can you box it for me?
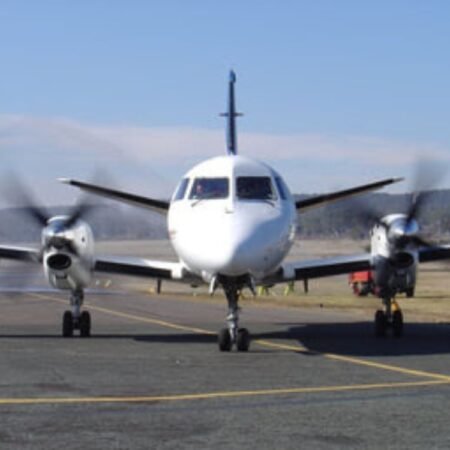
[356,161,446,249]
[2,174,95,255]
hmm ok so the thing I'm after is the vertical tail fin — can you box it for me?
[220,70,243,155]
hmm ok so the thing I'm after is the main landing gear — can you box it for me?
[218,280,251,352]
[62,290,92,338]
[374,297,403,338]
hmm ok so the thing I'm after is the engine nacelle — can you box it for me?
[40,217,95,291]
[47,253,72,271]
[373,252,417,298]
[44,251,92,291]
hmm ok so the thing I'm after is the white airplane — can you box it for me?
[0,71,416,350]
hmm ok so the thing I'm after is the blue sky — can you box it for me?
[1,1,450,205]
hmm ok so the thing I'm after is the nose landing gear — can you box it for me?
[62,290,92,337]
[374,297,403,338]
[218,278,251,352]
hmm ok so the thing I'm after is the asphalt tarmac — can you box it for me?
[0,276,449,449]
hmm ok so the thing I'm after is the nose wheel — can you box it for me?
[62,310,92,337]
[62,290,92,337]
[62,310,74,337]
[374,298,403,338]
[218,327,250,352]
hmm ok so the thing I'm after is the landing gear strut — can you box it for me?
[374,297,403,338]
[218,280,251,352]
[62,290,91,337]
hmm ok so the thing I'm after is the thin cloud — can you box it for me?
[1,114,450,205]
[1,114,448,166]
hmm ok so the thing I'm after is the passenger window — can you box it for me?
[173,178,190,201]
[189,178,229,200]
[275,177,287,200]
[237,177,276,200]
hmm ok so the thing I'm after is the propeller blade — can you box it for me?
[351,197,387,230]
[411,235,434,248]
[2,174,50,227]
[406,159,447,223]
[65,198,95,228]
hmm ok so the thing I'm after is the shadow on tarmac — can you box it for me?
[0,322,447,357]
[252,321,450,357]
[0,333,218,344]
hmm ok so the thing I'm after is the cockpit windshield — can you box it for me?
[237,177,276,200]
[189,178,229,200]
[173,178,190,201]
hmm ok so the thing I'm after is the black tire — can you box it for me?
[374,310,387,337]
[62,311,74,337]
[236,328,250,352]
[406,288,414,298]
[359,283,370,297]
[218,328,232,352]
[392,310,403,338]
[79,311,91,338]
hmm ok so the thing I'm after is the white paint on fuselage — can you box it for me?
[168,155,296,282]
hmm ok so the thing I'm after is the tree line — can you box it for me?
[2,190,450,242]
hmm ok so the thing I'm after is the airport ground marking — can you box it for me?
[30,293,450,383]
[0,380,448,406]
[30,293,215,336]
[253,339,450,382]
[323,352,450,382]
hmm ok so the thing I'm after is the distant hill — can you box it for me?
[0,204,167,243]
[1,189,450,242]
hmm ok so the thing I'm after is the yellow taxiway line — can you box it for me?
[29,293,450,383]
[254,339,450,382]
[0,380,447,406]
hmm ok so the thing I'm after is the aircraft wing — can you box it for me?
[418,244,450,263]
[59,179,170,215]
[0,245,41,263]
[265,253,372,284]
[0,244,199,283]
[296,177,403,212]
[94,255,200,283]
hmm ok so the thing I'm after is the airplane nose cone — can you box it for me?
[195,235,247,276]
[172,202,293,280]
[215,238,253,275]
[204,224,279,277]
[187,225,265,278]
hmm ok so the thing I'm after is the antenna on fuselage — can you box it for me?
[220,70,243,155]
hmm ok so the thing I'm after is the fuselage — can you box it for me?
[168,155,297,283]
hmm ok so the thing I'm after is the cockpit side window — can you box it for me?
[236,177,276,200]
[173,178,190,201]
[189,178,229,200]
[275,177,288,200]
